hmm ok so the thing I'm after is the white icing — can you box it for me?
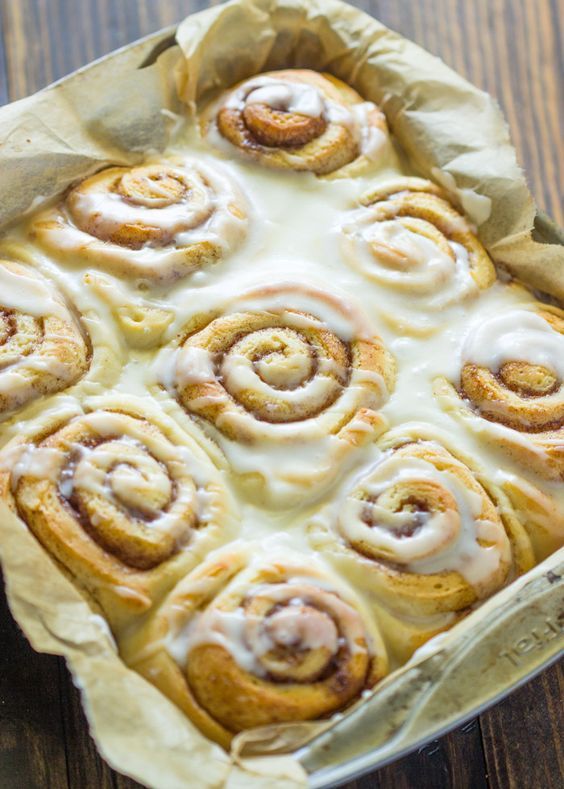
[431,168,492,226]
[226,77,350,126]
[2,409,225,545]
[340,209,477,317]
[229,282,370,341]
[462,310,564,378]
[1,113,561,656]
[243,82,326,119]
[335,449,510,589]
[176,345,216,387]
[351,103,388,159]
[0,444,63,489]
[71,176,212,236]
[0,264,85,408]
[0,264,68,321]
[167,573,368,677]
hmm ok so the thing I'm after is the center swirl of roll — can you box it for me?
[117,167,190,208]
[218,321,349,423]
[71,438,174,521]
[170,285,394,454]
[460,309,564,431]
[234,80,329,149]
[244,585,341,682]
[241,82,328,148]
[339,455,468,564]
[60,429,197,570]
[367,217,455,276]
[341,178,495,299]
[362,478,459,542]
[247,329,317,390]
[68,162,215,250]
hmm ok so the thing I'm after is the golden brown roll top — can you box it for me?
[309,435,534,660]
[339,178,495,334]
[500,473,564,561]
[206,69,388,175]
[435,303,564,480]
[0,397,235,629]
[31,157,249,284]
[0,259,89,417]
[120,544,388,748]
[158,281,396,506]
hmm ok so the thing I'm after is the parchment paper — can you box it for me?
[0,35,181,228]
[174,0,564,301]
[0,1,562,788]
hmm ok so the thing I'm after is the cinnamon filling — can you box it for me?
[0,311,45,370]
[242,103,327,148]
[256,601,340,683]
[0,311,17,346]
[55,436,183,570]
[218,324,351,423]
[498,360,560,398]
[361,495,429,539]
[117,169,188,208]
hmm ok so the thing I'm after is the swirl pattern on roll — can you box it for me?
[121,544,388,747]
[160,282,395,505]
[206,69,388,175]
[435,305,564,480]
[170,283,395,442]
[309,438,534,634]
[0,259,89,417]
[31,157,249,283]
[341,178,495,305]
[0,399,233,627]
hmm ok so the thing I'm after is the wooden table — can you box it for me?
[0,2,562,787]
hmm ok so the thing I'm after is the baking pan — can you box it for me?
[0,2,562,786]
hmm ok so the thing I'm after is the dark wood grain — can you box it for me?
[57,675,117,789]
[0,2,562,788]
[357,718,489,789]
[0,572,69,789]
[481,663,564,789]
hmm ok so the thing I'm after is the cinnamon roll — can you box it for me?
[31,157,249,284]
[0,396,235,630]
[120,543,388,748]
[0,259,89,417]
[340,178,495,334]
[434,304,564,480]
[158,282,395,505]
[308,434,534,660]
[204,70,388,175]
